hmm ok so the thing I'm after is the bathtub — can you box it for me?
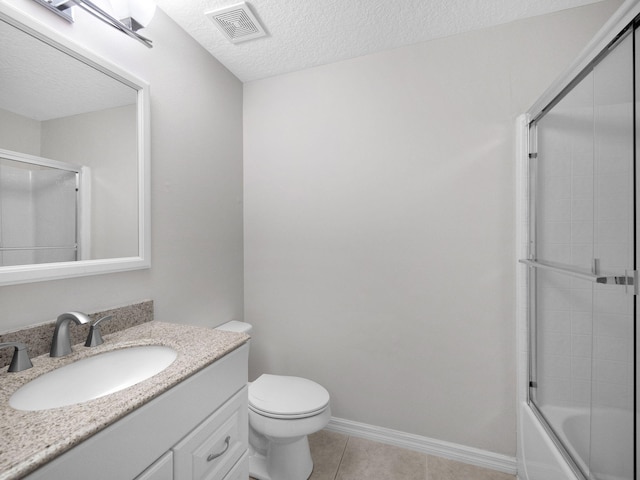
[518,402,633,480]
[518,402,580,480]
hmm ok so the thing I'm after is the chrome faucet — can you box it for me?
[0,342,33,372]
[50,312,91,357]
[85,315,113,347]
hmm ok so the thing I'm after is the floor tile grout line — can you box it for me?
[333,435,351,480]
[424,451,429,480]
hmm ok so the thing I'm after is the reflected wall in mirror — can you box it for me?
[0,5,150,285]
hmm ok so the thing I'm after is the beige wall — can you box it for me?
[1,3,244,331]
[243,1,621,456]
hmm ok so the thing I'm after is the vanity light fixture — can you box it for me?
[29,0,156,48]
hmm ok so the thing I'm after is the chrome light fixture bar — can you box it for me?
[30,0,154,48]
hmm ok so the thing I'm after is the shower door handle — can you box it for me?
[595,274,634,285]
[519,260,637,294]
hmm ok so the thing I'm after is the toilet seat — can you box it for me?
[249,374,330,419]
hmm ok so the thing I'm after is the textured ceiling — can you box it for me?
[155,0,608,83]
[0,19,136,121]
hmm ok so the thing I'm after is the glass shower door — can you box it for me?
[528,28,635,480]
[589,29,634,480]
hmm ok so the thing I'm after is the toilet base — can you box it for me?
[249,435,313,480]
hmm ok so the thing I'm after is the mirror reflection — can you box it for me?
[0,17,139,268]
[0,153,79,266]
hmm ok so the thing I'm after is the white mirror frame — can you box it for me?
[0,3,150,286]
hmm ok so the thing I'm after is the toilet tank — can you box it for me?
[215,321,253,334]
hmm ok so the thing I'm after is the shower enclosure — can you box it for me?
[518,2,638,479]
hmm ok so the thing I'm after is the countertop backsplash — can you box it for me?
[0,300,154,369]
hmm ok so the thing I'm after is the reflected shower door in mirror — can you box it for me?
[0,4,150,285]
[0,152,85,267]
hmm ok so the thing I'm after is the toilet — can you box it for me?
[216,321,331,480]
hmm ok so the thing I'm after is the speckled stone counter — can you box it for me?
[0,321,249,480]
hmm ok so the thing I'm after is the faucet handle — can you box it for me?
[85,315,113,347]
[0,342,33,372]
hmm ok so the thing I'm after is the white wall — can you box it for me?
[243,1,621,457]
[0,1,244,331]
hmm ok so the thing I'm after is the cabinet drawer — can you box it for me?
[173,387,248,480]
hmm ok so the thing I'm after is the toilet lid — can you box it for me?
[249,374,330,419]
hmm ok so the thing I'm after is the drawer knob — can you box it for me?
[207,435,231,462]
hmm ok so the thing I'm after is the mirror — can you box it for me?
[0,6,150,285]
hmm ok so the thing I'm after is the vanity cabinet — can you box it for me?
[25,344,249,480]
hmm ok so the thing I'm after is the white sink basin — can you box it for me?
[10,345,177,411]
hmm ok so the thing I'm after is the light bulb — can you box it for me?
[129,0,156,27]
[108,0,155,28]
[107,0,130,19]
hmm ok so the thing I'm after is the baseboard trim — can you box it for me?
[325,417,517,475]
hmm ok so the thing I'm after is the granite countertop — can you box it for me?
[0,321,249,480]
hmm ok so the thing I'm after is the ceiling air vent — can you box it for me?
[205,3,267,44]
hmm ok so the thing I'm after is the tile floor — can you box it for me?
[251,429,517,480]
